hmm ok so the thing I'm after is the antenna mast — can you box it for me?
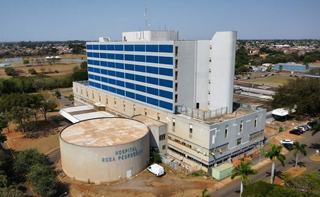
[144,5,149,30]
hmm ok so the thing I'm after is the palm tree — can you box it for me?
[197,188,210,197]
[292,141,307,169]
[264,144,286,184]
[231,161,258,195]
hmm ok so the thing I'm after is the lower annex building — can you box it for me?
[72,30,266,171]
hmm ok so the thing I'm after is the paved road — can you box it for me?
[211,131,320,197]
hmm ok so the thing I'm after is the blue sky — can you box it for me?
[0,0,319,41]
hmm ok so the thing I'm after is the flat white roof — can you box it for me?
[59,106,114,123]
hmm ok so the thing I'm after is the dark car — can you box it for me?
[308,120,319,128]
[283,143,293,150]
[289,129,303,135]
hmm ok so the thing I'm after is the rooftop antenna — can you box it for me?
[144,5,150,30]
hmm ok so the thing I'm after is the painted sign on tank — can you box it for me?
[101,146,143,163]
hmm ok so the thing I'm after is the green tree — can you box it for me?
[38,93,58,121]
[311,120,320,136]
[266,186,302,197]
[285,171,320,197]
[23,59,30,65]
[55,90,61,99]
[28,68,37,75]
[13,149,47,176]
[231,161,258,195]
[265,144,286,184]
[0,132,7,144]
[26,163,57,197]
[68,94,74,101]
[271,78,320,116]
[4,67,17,76]
[73,66,79,72]
[154,153,162,164]
[279,65,283,71]
[0,186,23,197]
[72,70,88,81]
[242,181,276,197]
[291,142,307,169]
[80,61,87,70]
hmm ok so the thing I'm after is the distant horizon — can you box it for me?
[1,0,319,42]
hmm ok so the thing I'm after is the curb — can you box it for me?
[45,147,60,155]
[310,154,320,162]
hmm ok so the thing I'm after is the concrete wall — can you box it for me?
[209,31,237,113]
[175,41,197,108]
[148,124,168,154]
[60,129,150,182]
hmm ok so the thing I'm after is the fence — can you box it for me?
[175,105,228,121]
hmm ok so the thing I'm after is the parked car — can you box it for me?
[296,126,307,133]
[147,164,165,177]
[308,120,319,128]
[289,128,303,135]
[280,139,294,145]
[299,125,311,131]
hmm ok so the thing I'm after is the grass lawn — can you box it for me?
[246,76,292,85]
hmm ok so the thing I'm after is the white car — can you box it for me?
[280,139,294,145]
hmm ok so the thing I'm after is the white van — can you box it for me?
[147,164,164,177]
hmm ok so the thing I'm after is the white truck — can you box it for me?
[147,164,164,177]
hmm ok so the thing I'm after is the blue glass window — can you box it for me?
[125,54,134,61]
[88,59,93,65]
[116,71,124,78]
[135,84,146,92]
[147,87,158,96]
[146,45,158,52]
[88,74,94,79]
[135,75,145,82]
[125,82,135,90]
[87,52,93,57]
[159,90,173,99]
[147,97,158,106]
[159,45,173,53]
[146,66,158,74]
[100,53,107,58]
[135,65,145,72]
[147,77,158,85]
[159,68,173,76]
[94,68,100,73]
[100,45,107,50]
[102,85,109,91]
[109,87,116,93]
[125,64,134,70]
[87,45,92,50]
[126,91,135,99]
[136,94,146,102]
[101,61,107,67]
[109,78,116,85]
[160,101,173,110]
[115,54,124,60]
[135,55,145,62]
[93,45,99,50]
[94,75,101,81]
[95,83,101,88]
[88,67,93,72]
[93,53,99,58]
[108,70,115,76]
[117,89,125,96]
[107,53,114,59]
[94,60,100,65]
[116,80,124,87]
[89,81,94,86]
[101,69,108,75]
[135,45,145,52]
[107,45,114,50]
[159,79,173,88]
[159,57,173,65]
[116,63,124,69]
[146,56,158,63]
[108,62,115,68]
[101,77,108,83]
[115,45,123,51]
[125,73,134,80]
[125,45,134,51]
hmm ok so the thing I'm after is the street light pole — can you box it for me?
[170,170,177,196]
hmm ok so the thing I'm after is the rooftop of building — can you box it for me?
[132,115,165,127]
[176,103,264,125]
[60,118,149,147]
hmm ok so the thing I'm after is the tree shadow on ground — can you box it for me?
[309,143,320,150]
[288,160,306,168]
